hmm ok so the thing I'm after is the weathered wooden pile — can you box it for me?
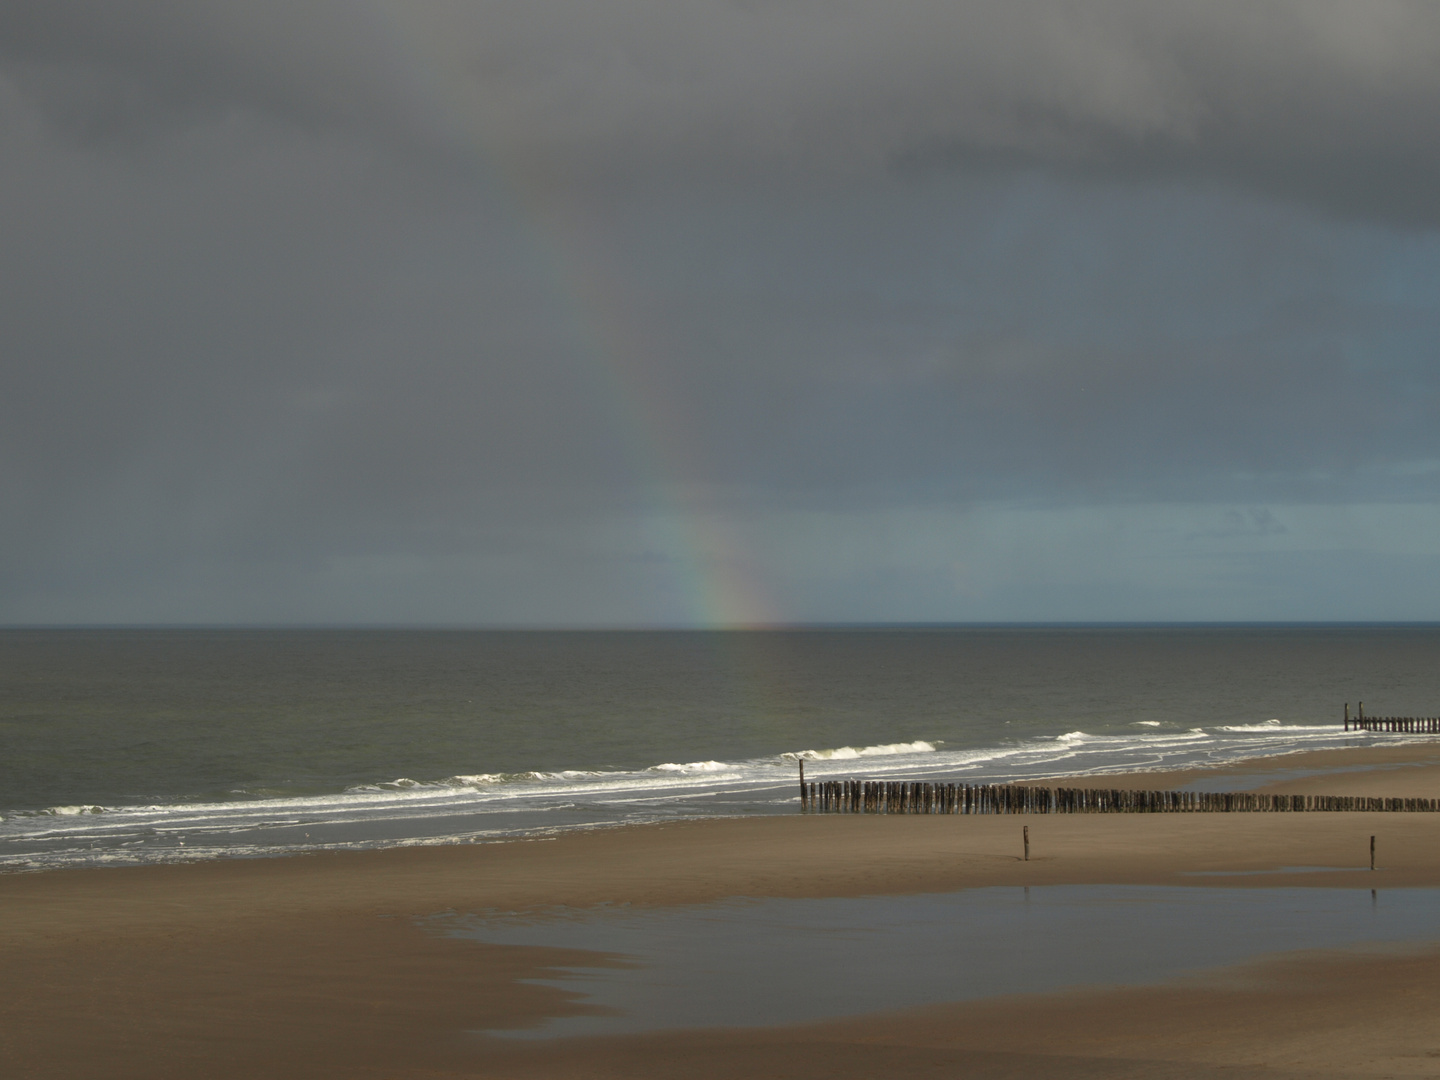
[1348,716,1440,733]
[800,702,1440,815]
[800,780,1440,815]
[1344,702,1440,732]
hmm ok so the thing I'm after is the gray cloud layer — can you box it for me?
[7,1,1440,219]
[2,2,1439,622]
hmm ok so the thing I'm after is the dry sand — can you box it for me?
[5,743,1440,1079]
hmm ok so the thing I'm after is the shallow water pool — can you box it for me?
[445,885,1440,1037]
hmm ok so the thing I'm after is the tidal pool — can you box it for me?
[446,884,1440,1038]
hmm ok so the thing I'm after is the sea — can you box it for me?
[3,625,1439,872]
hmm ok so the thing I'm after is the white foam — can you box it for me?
[1217,724,1337,732]
[5,724,1428,870]
[1134,721,1162,727]
[792,740,937,761]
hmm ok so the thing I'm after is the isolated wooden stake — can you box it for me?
[1023,825,1030,861]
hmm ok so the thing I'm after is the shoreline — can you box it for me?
[1045,741,1440,793]
[9,732,1440,875]
[5,742,1440,1078]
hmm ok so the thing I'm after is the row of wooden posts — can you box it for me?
[796,702,1440,815]
[1350,717,1440,733]
[798,775,1440,815]
[1342,711,1434,737]
[1345,700,1440,733]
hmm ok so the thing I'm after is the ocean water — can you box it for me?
[2,625,1439,870]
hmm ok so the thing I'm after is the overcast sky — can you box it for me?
[3,0,1439,625]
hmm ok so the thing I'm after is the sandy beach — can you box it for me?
[5,743,1440,1079]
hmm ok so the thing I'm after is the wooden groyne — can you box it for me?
[799,780,1440,815]
[1345,702,1440,733]
[794,700,1440,815]
[1349,717,1440,733]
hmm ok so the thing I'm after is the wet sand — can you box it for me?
[4,743,1440,1079]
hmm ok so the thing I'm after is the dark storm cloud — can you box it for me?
[6,1,1440,220]
[0,1,401,141]
[3,2,1440,623]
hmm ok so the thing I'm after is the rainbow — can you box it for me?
[358,3,778,627]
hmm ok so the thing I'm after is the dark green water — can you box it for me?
[2,625,1438,868]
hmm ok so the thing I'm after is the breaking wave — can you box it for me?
[1,721,1419,872]
[789,740,936,760]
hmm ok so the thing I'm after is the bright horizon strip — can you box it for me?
[361,2,777,628]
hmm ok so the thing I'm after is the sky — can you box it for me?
[2,0,1439,626]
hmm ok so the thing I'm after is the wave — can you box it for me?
[346,769,616,793]
[788,740,937,761]
[1217,723,1339,732]
[3,722,1425,871]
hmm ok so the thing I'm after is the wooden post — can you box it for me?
[1344,703,1349,731]
[799,759,805,810]
[1370,835,1376,871]
[1023,825,1030,861]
